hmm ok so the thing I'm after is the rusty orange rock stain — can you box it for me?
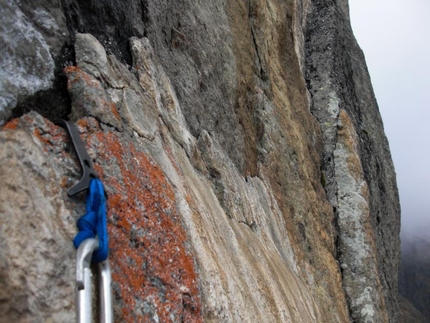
[76,121,203,322]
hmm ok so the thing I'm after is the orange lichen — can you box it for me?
[32,119,68,153]
[64,65,79,74]
[64,65,102,90]
[162,139,183,177]
[110,103,121,121]
[76,120,203,322]
[3,115,68,154]
[4,114,202,322]
[60,176,69,190]
[2,118,20,130]
[33,127,45,144]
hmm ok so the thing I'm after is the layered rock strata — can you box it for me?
[0,0,400,322]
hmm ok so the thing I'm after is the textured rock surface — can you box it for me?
[0,0,55,123]
[1,112,203,322]
[305,0,401,321]
[0,0,401,322]
[0,115,75,322]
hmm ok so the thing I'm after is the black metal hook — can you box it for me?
[56,120,98,196]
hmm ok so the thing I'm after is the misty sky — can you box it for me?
[348,0,430,233]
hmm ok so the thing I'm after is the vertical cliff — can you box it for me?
[304,0,401,321]
[0,0,400,322]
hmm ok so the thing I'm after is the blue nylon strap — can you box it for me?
[73,178,109,263]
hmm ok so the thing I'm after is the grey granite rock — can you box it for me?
[0,114,76,322]
[305,0,401,321]
[0,1,402,322]
[0,0,55,124]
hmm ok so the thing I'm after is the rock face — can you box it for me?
[0,0,55,123]
[0,0,400,322]
[305,1,401,321]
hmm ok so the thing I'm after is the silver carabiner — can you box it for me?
[98,259,113,323]
[76,238,112,323]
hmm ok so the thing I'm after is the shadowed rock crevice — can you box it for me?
[10,42,74,123]
[62,0,147,65]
